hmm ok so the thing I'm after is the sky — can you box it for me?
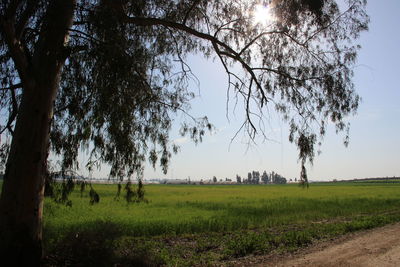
[82,1,400,181]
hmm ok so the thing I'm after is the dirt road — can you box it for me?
[274,222,400,267]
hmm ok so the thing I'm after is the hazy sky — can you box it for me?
[82,1,400,181]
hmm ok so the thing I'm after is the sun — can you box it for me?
[253,4,275,25]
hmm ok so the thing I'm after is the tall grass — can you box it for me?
[43,183,400,243]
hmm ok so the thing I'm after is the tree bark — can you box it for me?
[0,1,75,265]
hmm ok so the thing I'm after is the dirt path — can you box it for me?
[272,222,400,267]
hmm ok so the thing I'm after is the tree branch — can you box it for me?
[303,3,356,45]
[0,87,19,135]
[0,20,30,82]
[126,16,270,105]
[0,82,22,91]
[182,0,202,25]
[238,30,285,55]
[125,16,238,56]
[15,0,38,39]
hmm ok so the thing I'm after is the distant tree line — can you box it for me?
[235,171,287,184]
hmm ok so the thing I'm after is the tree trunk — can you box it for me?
[0,1,75,265]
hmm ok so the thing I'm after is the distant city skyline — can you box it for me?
[76,1,400,181]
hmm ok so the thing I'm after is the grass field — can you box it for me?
[40,182,400,266]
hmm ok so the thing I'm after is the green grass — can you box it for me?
[2,180,399,265]
[40,182,400,266]
[44,183,400,237]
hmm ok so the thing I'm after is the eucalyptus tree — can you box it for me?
[0,0,368,264]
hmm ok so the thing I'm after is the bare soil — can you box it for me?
[269,222,400,267]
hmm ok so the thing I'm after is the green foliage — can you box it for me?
[89,185,100,205]
[79,180,87,197]
[137,179,145,201]
[124,179,147,204]
[114,183,122,200]
[124,181,136,203]
[45,176,75,207]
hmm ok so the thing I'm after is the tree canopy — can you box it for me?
[0,0,368,180]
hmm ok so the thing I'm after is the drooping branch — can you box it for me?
[303,3,357,45]
[238,30,286,56]
[182,0,202,25]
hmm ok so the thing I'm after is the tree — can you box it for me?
[213,176,217,183]
[261,171,269,184]
[252,171,260,184]
[247,172,253,184]
[267,171,287,184]
[0,0,368,264]
[274,173,287,184]
[236,174,242,184]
